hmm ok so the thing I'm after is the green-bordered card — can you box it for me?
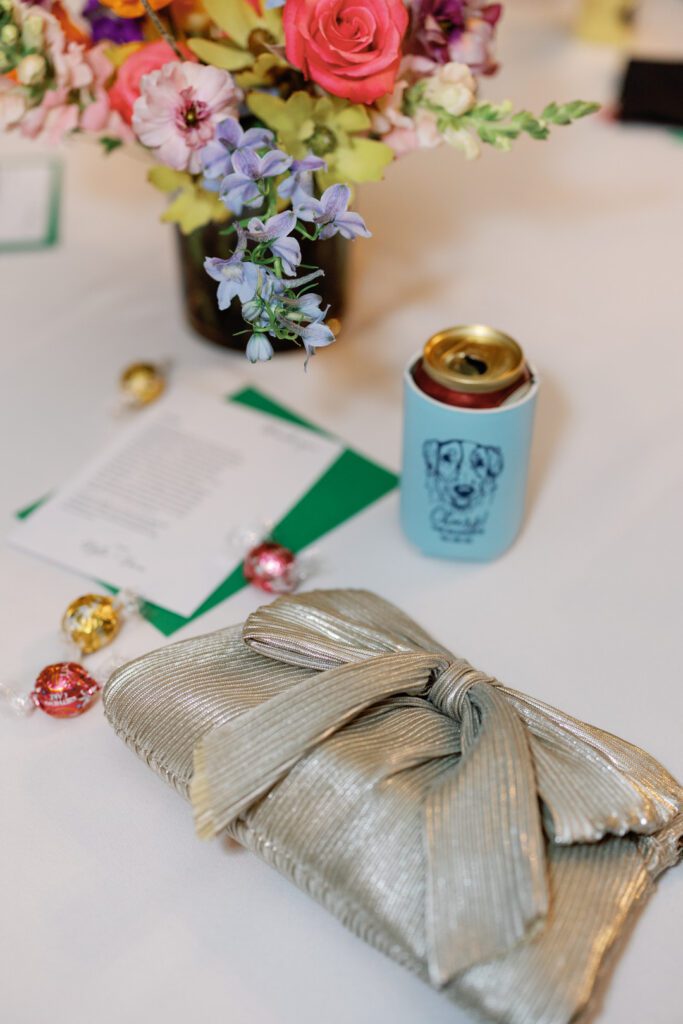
[15,385,397,637]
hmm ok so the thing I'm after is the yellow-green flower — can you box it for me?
[148,167,230,235]
[247,90,394,188]
[187,0,284,72]
[234,52,293,92]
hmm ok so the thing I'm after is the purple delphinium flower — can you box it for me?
[275,291,334,365]
[284,292,327,325]
[201,116,275,185]
[203,255,261,310]
[296,184,371,240]
[277,155,327,207]
[301,320,336,363]
[246,333,275,363]
[246,211,301,277]
[83,0,144,43]
[220,147,293,216]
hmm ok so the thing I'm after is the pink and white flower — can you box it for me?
[21,41,131,144]
[372,56,441,156]
[0,4,131,144]
[132,62,242,174]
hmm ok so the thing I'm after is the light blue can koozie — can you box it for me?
[400,355,540,561]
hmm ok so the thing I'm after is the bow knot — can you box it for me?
[429,658,493,723]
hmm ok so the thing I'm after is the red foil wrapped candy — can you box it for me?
[243,542,299,594]
[31,662,101,718]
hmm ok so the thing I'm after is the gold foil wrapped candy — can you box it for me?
[119,361,166,408]
[103,589,682,1024]
[62,594,121,655]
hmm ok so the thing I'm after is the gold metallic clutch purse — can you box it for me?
[104,589,682,1024]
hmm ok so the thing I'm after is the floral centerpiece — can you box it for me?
[0,0,597,362]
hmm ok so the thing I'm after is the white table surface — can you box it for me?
[1,2,682,1022]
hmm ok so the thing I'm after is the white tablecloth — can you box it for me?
[2,2,682,1022]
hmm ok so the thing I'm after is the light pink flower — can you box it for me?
[109,41,195,125]
[372,56,442,157]
[448,15,499,76]
[21,41,131,144]
[0,80,28,131]
[133,62,242,174]
[1,4,131,144]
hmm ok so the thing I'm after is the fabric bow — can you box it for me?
[190,589,682,987]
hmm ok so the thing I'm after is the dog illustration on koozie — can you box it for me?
[423,439,504,542]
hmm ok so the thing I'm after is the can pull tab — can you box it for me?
[451,352,488,377]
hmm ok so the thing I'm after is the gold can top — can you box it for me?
[423,325,526,394]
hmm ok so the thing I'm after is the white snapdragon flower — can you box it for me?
[424,62,477,117]
[443,125,481,160]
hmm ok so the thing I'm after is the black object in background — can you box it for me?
[618,60,683,127]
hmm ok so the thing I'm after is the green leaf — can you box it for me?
[543,100,600,124]
[459,96,599,151]
[148,166,192,193]
[474,103,503,123]
[187,37,255,70]
[477,123,512,148]
[100,136,123,154]
[525,122,550,140]
[509,112,549,140]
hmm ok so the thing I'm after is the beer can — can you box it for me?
[400,325,539,561]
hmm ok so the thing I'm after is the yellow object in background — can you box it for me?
[577,0,638,46]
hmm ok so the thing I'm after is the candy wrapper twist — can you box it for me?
[103,590,682,1024]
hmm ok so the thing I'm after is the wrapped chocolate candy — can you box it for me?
[103,590,682,1024]
[119,361,167,408]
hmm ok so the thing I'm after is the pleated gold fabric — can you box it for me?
[103,589,682,1024]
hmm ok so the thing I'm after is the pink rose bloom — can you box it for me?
[283,0,409,105]
[132,62,242,173]
[109,41,194,125]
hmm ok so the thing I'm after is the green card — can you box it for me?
[17,385,397,637]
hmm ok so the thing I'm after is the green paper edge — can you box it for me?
[16,385,397,637]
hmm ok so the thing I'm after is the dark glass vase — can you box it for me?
[176,221,349,352]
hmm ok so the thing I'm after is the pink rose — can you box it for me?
[109,40,193,125]
[283,0,409,105]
